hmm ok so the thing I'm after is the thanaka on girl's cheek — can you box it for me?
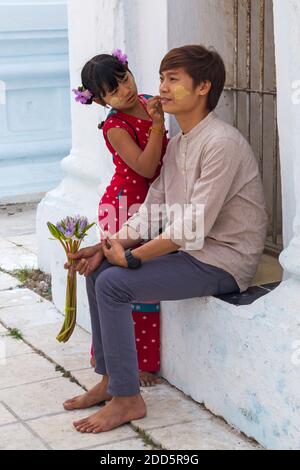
[110,96,122,107]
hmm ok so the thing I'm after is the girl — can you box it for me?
[72,49,168,390]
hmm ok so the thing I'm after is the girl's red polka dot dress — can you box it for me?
[98,94,169,372]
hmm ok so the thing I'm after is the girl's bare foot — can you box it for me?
[63,375,112,410]
[89,361,158,386]
[90,356,96,368]
[73,394,146,433]
[139,371,161,387]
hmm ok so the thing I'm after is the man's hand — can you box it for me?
[64,244,104,276]
[101,237,128,268]
[68,244,100,261]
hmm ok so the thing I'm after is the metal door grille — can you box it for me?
[224,0,282,255]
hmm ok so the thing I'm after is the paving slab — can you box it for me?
[71,367,100,389]
[0,206,37,237]
[0,377,86,421]
[0,422,47,450]
[22,322,92,372]
[0,335,32,359]
[132,383,212,431]
[5,234,38,254]
[0,352,60,390]
[87,437,152,451]
[0,402,18,426]
[0,272,21,291]
[28,411,139,450]
[0,238,16,250]
[0,287,41,309]
[0,302,62,331]
[147,419,259,450]
[0,246,37,271]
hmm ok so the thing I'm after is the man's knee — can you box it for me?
[95,266,120,291]
[95,266,132,301]
[86,259,112,286]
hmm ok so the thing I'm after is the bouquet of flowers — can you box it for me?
[47,215,95,342]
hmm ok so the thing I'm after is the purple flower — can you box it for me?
[111,48,128,65]
[56,217,74,238]
[55,215,91,240]
[79,218,88,231]
[72,87,93,104]
[76,216,88,238]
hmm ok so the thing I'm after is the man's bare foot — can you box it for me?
[73,394,146,433]
[139,371,161,387]
[90,356,96,368]
[63,375,112,410]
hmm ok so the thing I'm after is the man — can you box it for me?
[63,45,268,433]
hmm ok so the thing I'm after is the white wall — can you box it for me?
[273,0,300,253]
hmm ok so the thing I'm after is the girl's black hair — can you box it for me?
[81,54,131,106]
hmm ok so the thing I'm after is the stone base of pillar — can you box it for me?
[36,170,106,333]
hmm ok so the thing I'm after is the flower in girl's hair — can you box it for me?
[72,86,94,104]
[111,48,128,65]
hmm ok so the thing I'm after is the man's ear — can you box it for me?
[196,80,212,97]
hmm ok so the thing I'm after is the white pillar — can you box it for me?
[36,0,125,330]
[273,0,300,278]
[60,0,124,200]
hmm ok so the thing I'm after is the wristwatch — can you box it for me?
[124,249,142,269]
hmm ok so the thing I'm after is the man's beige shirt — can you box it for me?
[124,111,268,292]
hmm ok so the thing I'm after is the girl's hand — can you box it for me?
[146,96,164,126]
[101,237,128,268]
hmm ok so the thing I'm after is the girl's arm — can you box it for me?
[106,96,165,179]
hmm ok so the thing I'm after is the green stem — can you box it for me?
[56,264,77,342]
[56,238,82,343]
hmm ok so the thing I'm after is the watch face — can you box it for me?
[125,249,141,269]
[133,258,141,268]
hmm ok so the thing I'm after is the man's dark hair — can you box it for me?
[159,44,226,111]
